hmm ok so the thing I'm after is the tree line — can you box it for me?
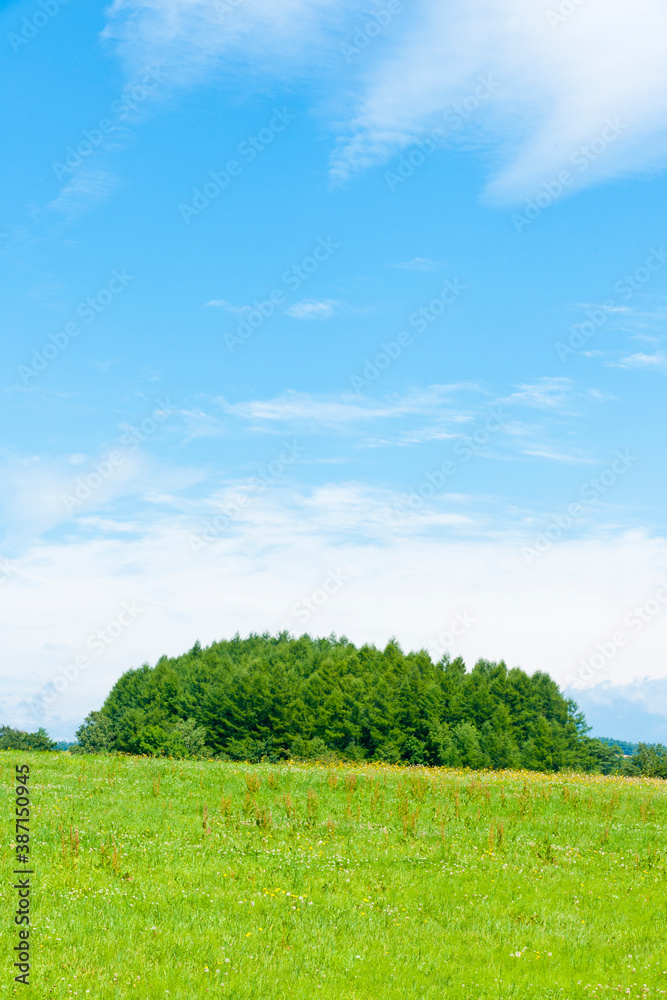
[5,634,666,777]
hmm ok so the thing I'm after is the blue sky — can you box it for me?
[2,0,667,740]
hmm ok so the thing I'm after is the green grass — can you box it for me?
[2,753,667,999]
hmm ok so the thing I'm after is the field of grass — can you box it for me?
[2,752,667,999]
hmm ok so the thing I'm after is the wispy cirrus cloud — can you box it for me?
[215,383,613,461]
[47,165,119,218]
[217,385,469,428]
[520,446,595,466]
[103,0,350,82]
[502,377,594,413]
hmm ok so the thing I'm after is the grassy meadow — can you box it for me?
[3,753,667,999]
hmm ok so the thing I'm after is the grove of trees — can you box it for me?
[70,632,637,773]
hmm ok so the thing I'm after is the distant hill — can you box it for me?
[74,632,623,773]
[596,736,639,756]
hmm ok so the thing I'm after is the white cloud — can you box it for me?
[178,406,229,443]
[105,0,667,203]
[504,377,578,411]
[45,66,169,217]
[78,517,140,533]
[218,385,467,428]
[204,299,248,314]
[503,377,608,414]
[104,0,348,83]
[211,381,612,458]
[617,351,667,371]
[632,334,661,344]
[47,166,118,218]
[3,483,666,738]
[285,299,338,320]
[520,446,594,465]
[377,425,459,448]
[0,448,204,547]
[571,678,667,743]
[389,258,446,271]
[332,0,667,201]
